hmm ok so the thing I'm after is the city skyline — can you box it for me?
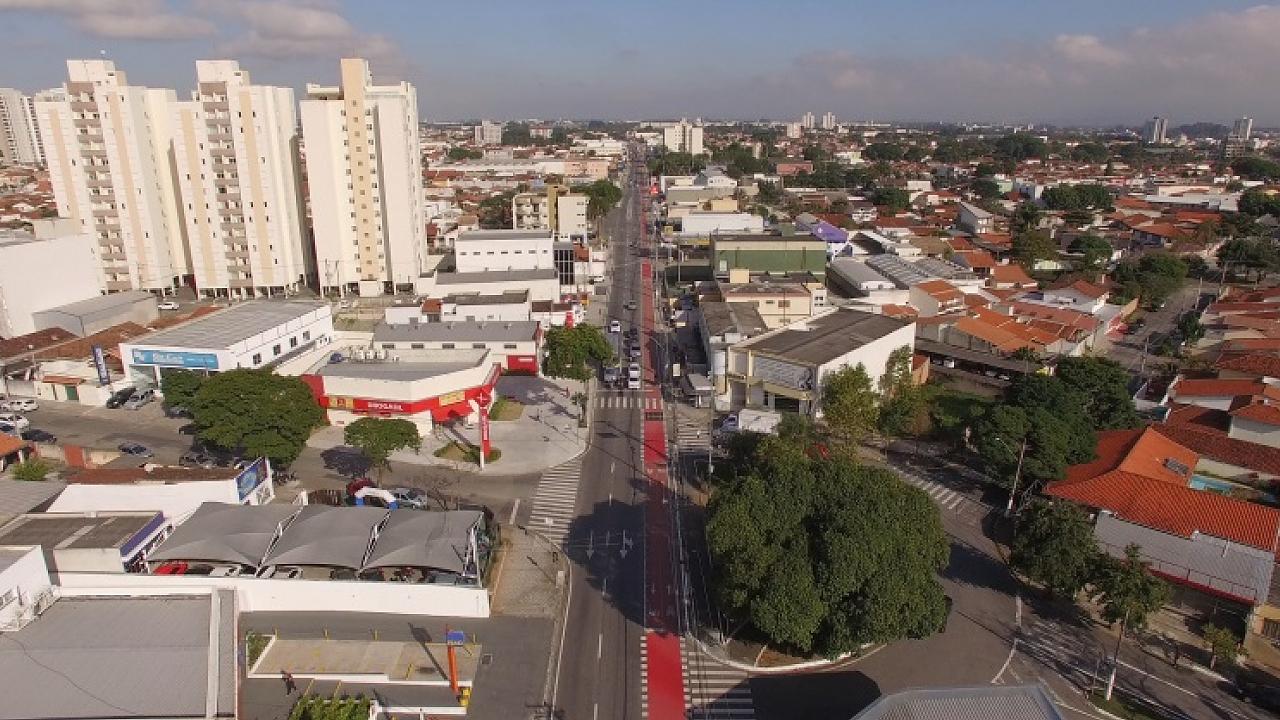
[0,0,1276,125]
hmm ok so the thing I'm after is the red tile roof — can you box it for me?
[1048,428,1280,551]
[1153,422,1280,478]
[0,433,29,458]
[915,279,965,303]
[1215,353,1280,379]
[1172,378,1280,401]
[0,328,78,360]
[1231,402,1280,427]
[1164,403,1232,433]
[989,264,1036,287]
[1050,278,1108,300]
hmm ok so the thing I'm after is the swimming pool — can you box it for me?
[1190,474,1277,503]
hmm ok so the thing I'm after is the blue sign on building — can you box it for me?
[130,348,220,370]
[91,345,110,385]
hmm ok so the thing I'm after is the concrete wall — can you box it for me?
[1228,417,1280,448]
[0,546,52,628]
[53,571,490,617]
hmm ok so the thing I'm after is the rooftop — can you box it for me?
[66,465,244,485]
[130,301,327,351]
[0,478,65,527]
[38,290,154,319]
[455,228,553,244]
[738,308,911,366]
[435,268,558,285]
[0,594,235,720]
[445,289,530,306]
[317,348,489,381]
[0,511,162,551]
[148,502,300,567]
[0,327,78,360]
[700,301,769,339]
[373,320,540,343]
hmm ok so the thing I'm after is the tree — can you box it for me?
[1202,624,1243,670]
[343,418,421,481]
[12,458,52,482]
[542,325,613,381]
[1012,229,1056,268]
[1091,544,1171,699]
[1055,357,1141,430]
[1176,312,1205,345]
[1238,188,1280,218]
[1218,237,1280,280]
[1070,142,1110,164]
[576,180,623,222]
[820,364,879,442]
[1231,156,1280,182]
[477,191,515,229]
[706,438,949,656]
[994,133,1048,162]
[878,346,923,437]
[1011,500,1099,597]
[189,369,324,467]
[903,146,928,163]
[863,143,903,162]
[971,178,1000,200]
[872,186,910,212]
[1011,202,1043,235]
[161,369,205,409]
[1069,234,1113,269]
[501,123,531,146]
[446,146,481,161]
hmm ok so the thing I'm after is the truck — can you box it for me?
[719,408,784,436]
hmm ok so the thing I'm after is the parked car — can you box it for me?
[0,398,38,412]
[628,345,642,360]
[179,450,216,468]
[263,566,304,579]
[21,428,56,444]
[603,366,619,385]
[346,477,376,498]
[164,405,192,419]
[123,389,156,410]
[1235,677,1280,712]
[627,375,641,390]
[106,386,136,408]
[624,300,637,311]
[0,413,30,431]
[0,421,17,436]
[388,486,427,509]
[157,300,180,311]
[118,442,153,458]
[608,320,621,333]
[153,562,188,575]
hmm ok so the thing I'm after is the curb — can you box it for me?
[685,630,861,674]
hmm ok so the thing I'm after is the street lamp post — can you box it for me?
[994,435,1029,515]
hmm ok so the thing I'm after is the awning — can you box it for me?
[363,509,482,574]
[40,375,86,385]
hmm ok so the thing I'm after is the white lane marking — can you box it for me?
[508,498,520,526]
[598,632,603,659]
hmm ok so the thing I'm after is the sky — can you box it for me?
[0,0,1276,126]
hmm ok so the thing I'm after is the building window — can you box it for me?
[273,344,281,356]
[441,343,455,349]
[252,353,261,364]
[472,343,486,349]
[1265,619,1280,641]
[503,343,517,349]
[303,331,311,341]
[290,337,298,348]
[410,343,424,349]
[382,343,394,349]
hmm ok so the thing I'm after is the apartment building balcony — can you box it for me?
[105,279,133,292]
[99,251,128,262]
[208,130,233,143]
[220,219,245,231]
[91,205,117,218]
[228,277,255,289]
[69,99,95,112]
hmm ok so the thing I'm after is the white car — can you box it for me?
[157,300,180,311]
[0,413,30,431]
[1,398,37,412]
[608,320,621,333]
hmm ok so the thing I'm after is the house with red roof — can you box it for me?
[1168,378,1280,412]
[1040,279,1109,314]
[908,280,966,317]
[1048,427,1280,611]
[988,263,1037,290]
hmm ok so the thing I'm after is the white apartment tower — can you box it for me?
[1143,116,1169,144]
[1232,117,1254,142]
[662,118,704,155]
[820,111,836,131]
[23,94,45,164]
[474,120,503,145]
[801,111,815,130]
[35,60,184,293]
[0,88,41,164]
[301,58,426,297]
[172,61,309,298]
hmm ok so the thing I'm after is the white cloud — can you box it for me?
[0,0,214,39]
[755,4,1280,124]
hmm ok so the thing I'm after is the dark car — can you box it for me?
[1236,677,1280,712]
[21,428,57,444]
[179,451,215,468]
[164,405,192,419]
[106,386,136,409]
[117,442,153,458]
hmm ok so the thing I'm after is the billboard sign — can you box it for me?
[130,348,219,370]
[234,457,269,502]
[91,345,110,385]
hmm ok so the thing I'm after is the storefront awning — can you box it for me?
[40,375,86,385]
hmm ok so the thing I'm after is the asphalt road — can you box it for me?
[554,153,650,720]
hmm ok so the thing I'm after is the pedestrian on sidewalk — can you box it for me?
[281,670,297,695]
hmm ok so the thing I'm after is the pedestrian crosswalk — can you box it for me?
[527,457,583,547]
[900,472,982,518]
[674,411,711,452]
[682,638,755,719]
[596,395,664,410]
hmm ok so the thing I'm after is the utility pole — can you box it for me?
[1006,435,1028,515]
[1105,608,1130,701]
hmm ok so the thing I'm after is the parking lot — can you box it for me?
[1,394,195,464]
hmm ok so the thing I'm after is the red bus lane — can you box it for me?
[640,246,686,718]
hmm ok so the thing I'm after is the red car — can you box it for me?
[154,561,188,575]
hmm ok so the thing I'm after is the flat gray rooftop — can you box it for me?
[374,320,540,343]
[0,593,235,720]
[38,290,153,318]
[436,268,558,285]
[131,301,326,350]
[446,289,530,306]
[739,308,910,366]
[0,478,66,526]
[701,301,769,339]
[0,545,36,574]
[455,229,553,243]
[318,349,488,381]
[0,512,160,550]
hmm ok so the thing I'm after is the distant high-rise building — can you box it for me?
[1232,116,1254,142]
[785,122,802,139]
[801,111,815,130]
[301,58,426,297]
[0,88,42,164]
[1142,116,1169,144]
[474,120,503,146]
[821,111,837,130]
[22,93,45,164]
[172,61,309,298]
[662,118,704,155]
[35,60,184,292]
[1223,116,1255,161]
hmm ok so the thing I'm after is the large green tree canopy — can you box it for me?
[707,435,949,656]
[189,369,324,466]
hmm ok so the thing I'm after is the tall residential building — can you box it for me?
[35,60,184,293]
[801,111,815,130]
[172,61,309,298]
[1223,116,1255,161]
[1142,116,1168,144]
[785,122,802,139]
[662,118,704,155]
[23,94,46,164]
[820,111,836,131]
[1233,116,1254,142]
[0,88,41,164]
[474,120,503,145]
[301,58,426,297]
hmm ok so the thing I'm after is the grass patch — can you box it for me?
[434,441,502,465]
[1089,690,1163,720]
[923,384,995,441]
[288,695,371,720]
[245,631,270,669]
[489,396,524,421]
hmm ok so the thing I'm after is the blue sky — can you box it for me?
[1,0,1276,125]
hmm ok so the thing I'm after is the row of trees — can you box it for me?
[541,324,613,381]
[575,179,623,223]
[1110,252,1188,306]
[1040,183,1112,212]
[821,347,926,441]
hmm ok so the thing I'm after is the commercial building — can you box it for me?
[119,301,333,388]
[454,228,555,273]
[30,289,156,337]
[958,202,995,235]
[172,61,309,298]
[724,307,915,414]
[474,120,503,145]
[711,232,827,279]
[512,185,589,238]
[48,459,275,521]
[0,88,41,164]
[678,212,764,238]
[35,60,186,293]
[0,510,168,573]
[0,219,104,337]
[372,320,542,373]
[662,118,704,155]
[302,58,427,297]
